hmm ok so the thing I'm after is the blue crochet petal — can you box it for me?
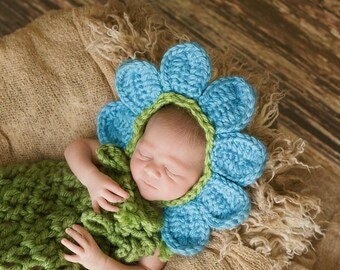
[97,101,135,148]
[211,133,267,187]
[197,173,251,229]
[161,201,210,255]
[198,77,256,132]
[160,42,211,99]
[115,60,163,114]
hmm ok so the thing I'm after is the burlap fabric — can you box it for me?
[0,1,324,269]
[0,6,114,164]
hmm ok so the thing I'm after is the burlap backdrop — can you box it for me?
[0,1,324,269]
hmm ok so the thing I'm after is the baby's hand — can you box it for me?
[61,224,108,270]
[86,170,129,213]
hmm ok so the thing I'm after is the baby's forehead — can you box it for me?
[144,127,203,162]
[147,105,205,136]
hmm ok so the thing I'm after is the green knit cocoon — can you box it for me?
[0,144,170,269]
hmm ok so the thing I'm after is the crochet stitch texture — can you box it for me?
[0,145,168,269]
[97,42,267,255]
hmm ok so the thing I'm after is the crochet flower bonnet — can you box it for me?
[97,42,267,256]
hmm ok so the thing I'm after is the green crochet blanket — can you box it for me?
[0,145,171,269]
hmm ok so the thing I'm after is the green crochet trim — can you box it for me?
[125,92,215,207]
[0,145,172,269]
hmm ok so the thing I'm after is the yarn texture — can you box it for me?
[0,144,169,269]
[97,42,267,255]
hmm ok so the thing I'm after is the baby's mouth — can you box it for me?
[143,180,157,189]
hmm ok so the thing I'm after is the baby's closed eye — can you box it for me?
[165,167,179,178]
[138,150,152,160]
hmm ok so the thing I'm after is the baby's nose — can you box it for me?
[145,162,161,179]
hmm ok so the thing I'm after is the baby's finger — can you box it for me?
[98,198,119,212]
[91,200,100,214]
[64,227,87,248]
[71,224,92,240]
[63,253,80,263]
[106,182,129,199]
[71,224,87,233]
[61,238,83,255]
[103,189,125,203]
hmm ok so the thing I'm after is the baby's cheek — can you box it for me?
[176,177,199,197]
[130,158,139,178]
[174,183,191,198]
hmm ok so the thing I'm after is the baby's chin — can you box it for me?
[137,186,167,201]
[135,181,184,201]
[140,193,156,201]
[139,189,183,202]
[135,184,158,201]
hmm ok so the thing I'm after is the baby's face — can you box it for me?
[130,118,205,201]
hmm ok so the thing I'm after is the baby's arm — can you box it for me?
[65,138,129,213]
[61,225,166,270]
